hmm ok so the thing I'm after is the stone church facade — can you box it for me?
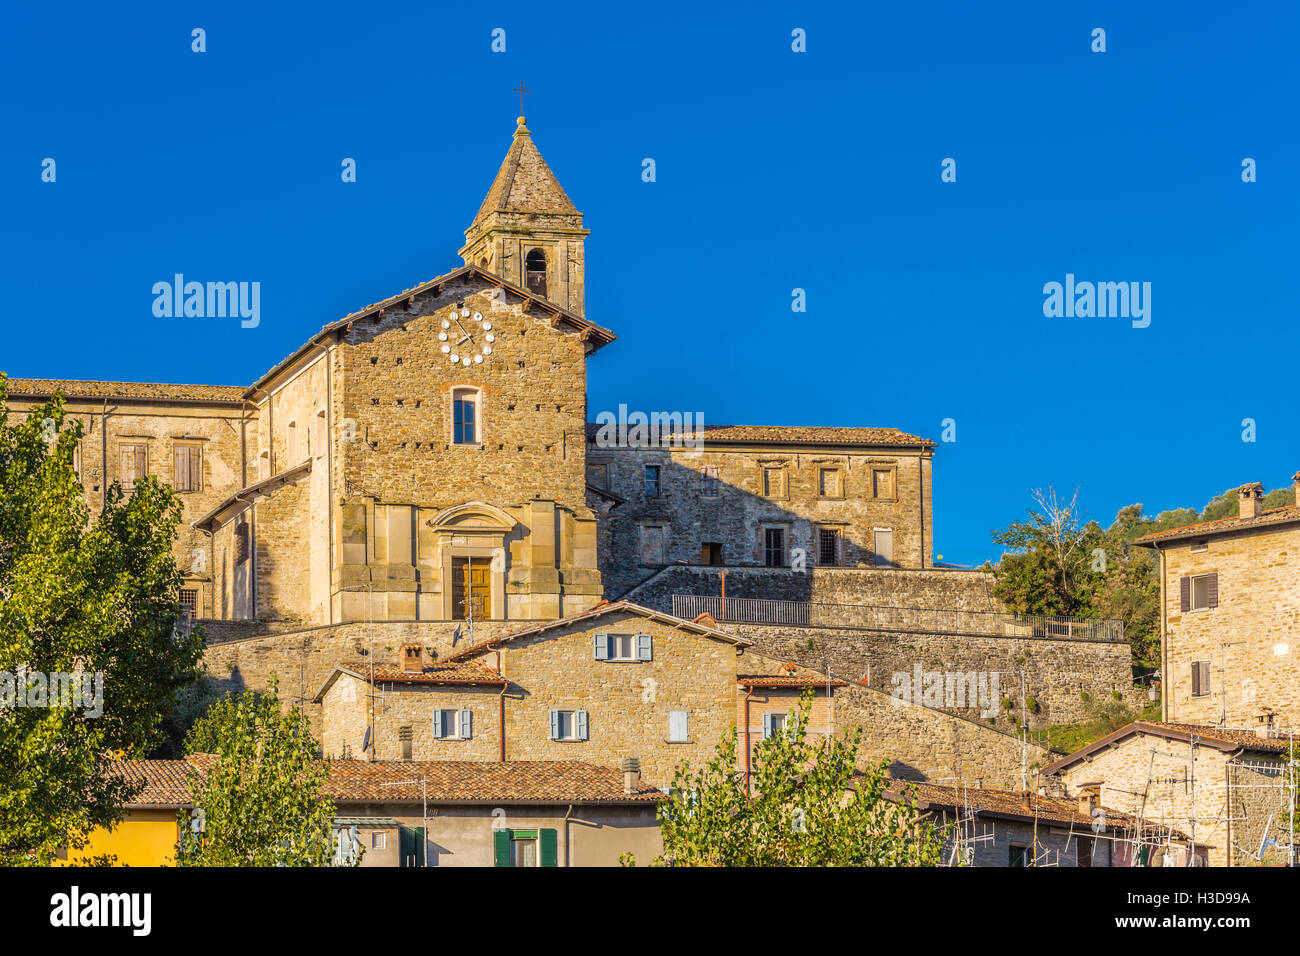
[4,115,935,630]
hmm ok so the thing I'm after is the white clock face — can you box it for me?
[439,309,495,366]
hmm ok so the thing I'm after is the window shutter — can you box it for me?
[493,828,512,867]
[636,633,652,661]
[461,709,472,739]
[539,828,558,867]
[1191,663,1201,697]
[1207,573,1219,608]
[549,710,560,740]
[670,710,687,741]
[1179,576,1190,612]
[762,713,773,739]
[432,709,444,739]
[190,446,202,491]
[594,633,609,660]
[576,709,589,741]
[174,447,186,488]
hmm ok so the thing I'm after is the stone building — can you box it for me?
[1134,477,1300,729]
[1044,721,1292,867]
[2,113,933,631]
[886,779,1199,867]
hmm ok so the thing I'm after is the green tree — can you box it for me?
[175,682,342,867]
[637,693,945,866]
[0,379,205,865]
[991,487,1103,617]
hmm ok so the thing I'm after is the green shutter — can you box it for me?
[636,633,652,661]
[494,828,512,867]
[540,828,558,867]
[594,633,610,660]
[576,709,589,741]
[461,709,472,739]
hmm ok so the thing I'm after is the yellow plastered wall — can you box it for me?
[63,810,180,867]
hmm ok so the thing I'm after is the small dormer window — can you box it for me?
[525,249,547,297]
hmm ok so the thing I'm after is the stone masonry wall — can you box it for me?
[590,445,933,599]
[1159,523,1300,729]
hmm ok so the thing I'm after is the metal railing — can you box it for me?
[671,593,1124,642]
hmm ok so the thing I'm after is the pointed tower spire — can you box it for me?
[460,113,589,316]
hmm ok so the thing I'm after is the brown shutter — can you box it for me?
[1179,576,1190,612]
[1191,662,1202,697]
[174,447,185,489]
[1207,573,1218,608]
[120,446,132,483]
[190,446,202,492]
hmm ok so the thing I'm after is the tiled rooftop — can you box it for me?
[585,422,933,447]
[3,377,246,404]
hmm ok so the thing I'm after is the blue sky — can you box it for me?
[3,1,1296,564]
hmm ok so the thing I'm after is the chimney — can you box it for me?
[1238,482,1264,519]
[621,757,642,794]
[399,643,423,674]
[1078,789,1098,815]
[1021,790,1032,811]
[1293,471,1300,507]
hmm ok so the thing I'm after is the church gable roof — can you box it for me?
[247,263,616,397]
[471,117,579,223]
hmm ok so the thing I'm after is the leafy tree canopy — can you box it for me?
[175,681,342,867]
[0,378,204,865]
[629,692,945,867]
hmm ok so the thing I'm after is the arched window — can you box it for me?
[525,249,547,297]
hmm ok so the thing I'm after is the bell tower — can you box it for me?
[460,116,589,317]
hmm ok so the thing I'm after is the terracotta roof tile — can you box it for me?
[885,779,1191,840]
[585,422,933,448]
[1134,504,1300,545]
[324,760,665,803]
[3,377,247,404]
[108,756,664,806]
[369,659,507,686]
[444,599,752,661]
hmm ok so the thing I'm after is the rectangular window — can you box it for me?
[1183,573,1217,611]
[371,832,387,851]
[1009,844,1030,867]
[763,528,786,567]
[1191,661,1211,698]
[818,527,840,566]
[669,711,689,743]
[495,828,557,868]
[586,463,608,489]
[644,465,660,496]
[700,466,720,497]
[178,588,198,623]
[433,708,472,739]
[640,525,665,565]
[550,709,588,741]
[873,529,894,568]
[174,444,202,492]
[818,468,841,497]
[762,467,784,498]
[453,392,478,444]
[610,634,635,661]
[119,443,147,488]
[763,712,787,739]
[700,542,723,566]
[872,468,894,499]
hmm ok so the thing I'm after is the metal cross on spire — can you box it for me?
[513,81,530,117]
